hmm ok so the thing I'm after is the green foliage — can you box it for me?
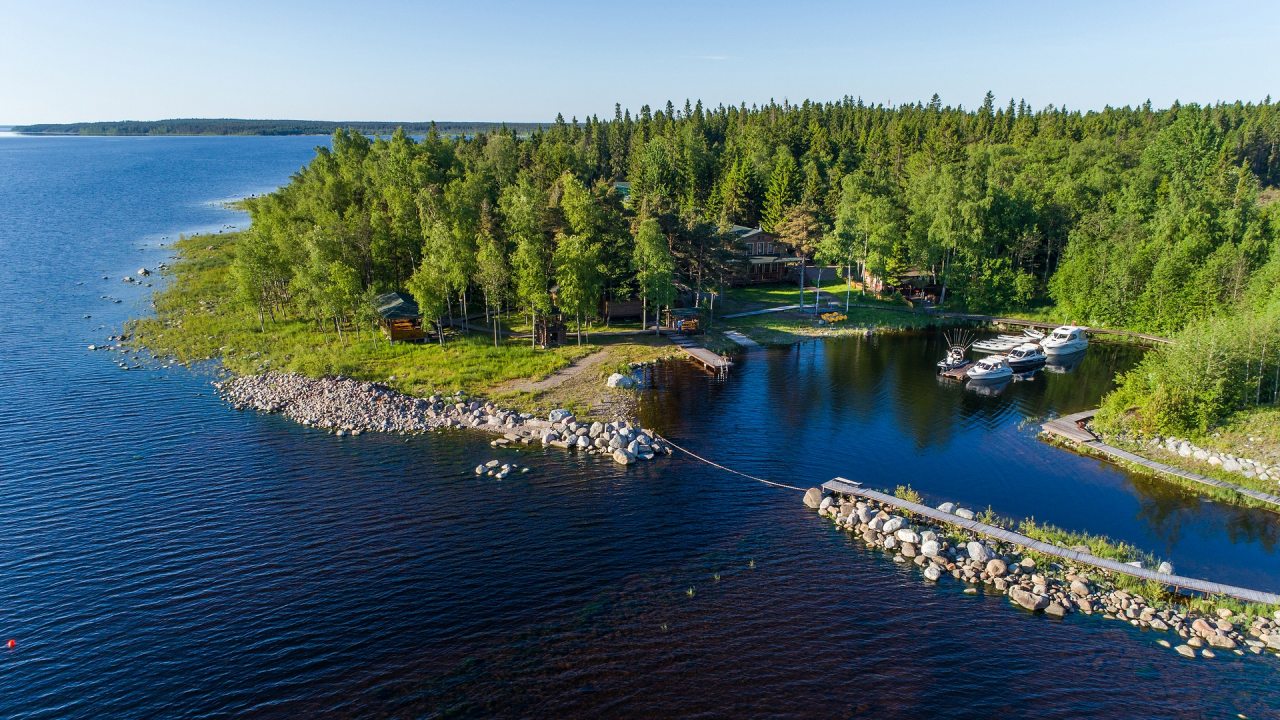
[892,484,924,504]
[1097,304,1280,434]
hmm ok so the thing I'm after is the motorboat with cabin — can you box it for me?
[1004,342,1047,371]
[966,355,1014,383]
[1040,325,1089,355]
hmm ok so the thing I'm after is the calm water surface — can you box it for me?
[1,135,1278,718]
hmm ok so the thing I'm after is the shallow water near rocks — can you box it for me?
[2,135,1278,718]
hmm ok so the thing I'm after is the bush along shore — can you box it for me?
[215,372,671,466]
[803,488,1280,661]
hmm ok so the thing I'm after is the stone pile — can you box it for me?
[215,372,671,467]
[805,487,1280,661]
[1138,434,1280,485]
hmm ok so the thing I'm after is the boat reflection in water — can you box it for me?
[965,375,1013,396]
[1045,348,1088,374]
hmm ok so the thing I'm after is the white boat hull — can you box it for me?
[1042,339,1088,355]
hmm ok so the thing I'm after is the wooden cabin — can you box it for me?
[374,291,426,342]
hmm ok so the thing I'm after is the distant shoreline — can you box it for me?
[11,118,546,137]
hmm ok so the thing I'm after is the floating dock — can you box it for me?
[821,477,1280,605]
[938,362,972,380]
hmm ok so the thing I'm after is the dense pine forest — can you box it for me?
[230,94,1280,434]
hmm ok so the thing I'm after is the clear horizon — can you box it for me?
[3,0,1278,125]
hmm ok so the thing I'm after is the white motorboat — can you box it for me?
[966,355,1014,383]
[1041,325,1089,355]
[936,330,975,373]
[1005,343,1047,370]
[971,333,1032,354]
[1022,327,1046,341]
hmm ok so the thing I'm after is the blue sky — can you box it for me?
[2,0,1277,124]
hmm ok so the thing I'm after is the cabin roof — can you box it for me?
[374,291,421,320]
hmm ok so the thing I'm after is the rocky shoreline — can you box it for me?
[804,487,1280,661]
[1123,432,1280,487]
[214,372,671,466]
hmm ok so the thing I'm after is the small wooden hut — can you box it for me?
[535,314,567,347]
[374,291,426,342]
[663,308,702,334]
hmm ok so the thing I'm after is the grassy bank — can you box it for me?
[129,232,676,417]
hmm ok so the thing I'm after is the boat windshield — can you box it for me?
[1052,332,1069,340]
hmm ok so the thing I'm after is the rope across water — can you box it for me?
[655,434,807,492]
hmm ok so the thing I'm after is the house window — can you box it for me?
[766,243,774,254]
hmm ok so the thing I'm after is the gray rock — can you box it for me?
[1157,561,1174,575]
[966,541,992,563]
[548,408,574,423]
[612,448,635,465]
[924,564,942,581]
[984,559,1008,577]
[819,496,834,512]
[936,502,956,514]
[1045,602,1067,618]
[920,539,940,557]
[1174,644,1196,658]
[803,487,824,509]
[882,516,905,534]
[605,372,637,389]
[954,507,976,520]
[895,529,920,545]
[1009,587,1050,611]
[1070,579,1091,597]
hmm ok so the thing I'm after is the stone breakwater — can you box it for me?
[803,487,1280,661]
[214,372,671,465]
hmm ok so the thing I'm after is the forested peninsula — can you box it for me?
[13,118,543,136]
[134,95,1280,450]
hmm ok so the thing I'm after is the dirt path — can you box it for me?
[492,349,612,394]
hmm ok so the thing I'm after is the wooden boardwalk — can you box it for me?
[668,334,732,372]
[821,478,1280,604]
[1040,410,1280,511]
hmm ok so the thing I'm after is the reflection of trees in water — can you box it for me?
[1130,471,1279,554]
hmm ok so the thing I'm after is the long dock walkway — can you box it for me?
[821,478,1280,604]
[1040,411,1280,511]
[668,333,732,372]
[938,313,1172,345]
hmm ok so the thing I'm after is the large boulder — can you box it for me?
[1009,587,1050,612]
[612,448,635,465]
[548,408,575,423]
[803,487,824,509]
[984,559,1008,577]
[1069,579,1091,598]
[819,496,834,512]
[882,516,906,534]
[920,539,941,558]
[605,372,637,389]
[966,541,992,564]
[895,529,920,545]
[923,564,942,581]
[954,507,976,520]
[936,502,956,514]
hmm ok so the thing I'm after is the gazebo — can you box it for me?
[374,291,426,342]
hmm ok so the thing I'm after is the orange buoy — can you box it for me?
[6,639,13,649]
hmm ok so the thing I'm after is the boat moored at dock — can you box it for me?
[1041,325,1089,355]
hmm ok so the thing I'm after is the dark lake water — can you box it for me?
[1,134,1278,718]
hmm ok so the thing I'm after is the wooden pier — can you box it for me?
[1040,410,1280,511]
[821,478,1280,605]
[668,333,732,372]
[938,362,972,381]
[940,314,1172,346]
